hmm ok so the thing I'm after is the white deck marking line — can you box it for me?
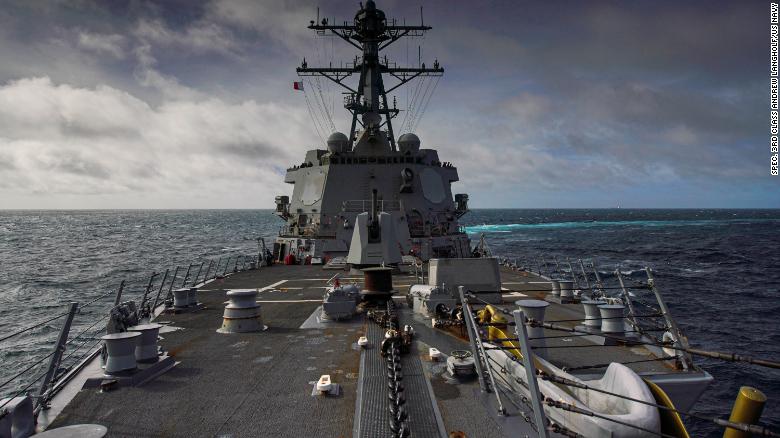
[256,299,322,303]
[278,287,303,290]
[501,287,510,291]
[502,292,529,298]
[259,280,287,292]
[296,278,363,281]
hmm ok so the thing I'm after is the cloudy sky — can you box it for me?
[0,0,774,208]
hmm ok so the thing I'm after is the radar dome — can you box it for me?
[398,133,420,154]
[327,132,349,153]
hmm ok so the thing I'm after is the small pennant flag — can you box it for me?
[293,81,304,91]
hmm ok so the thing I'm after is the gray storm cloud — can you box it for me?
[0,76,310,205]
[0,0,774,208]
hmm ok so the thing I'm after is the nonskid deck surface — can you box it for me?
[51,265,363,437]
[50,264,686,437]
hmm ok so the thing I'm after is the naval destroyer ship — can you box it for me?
[1,2,777,437]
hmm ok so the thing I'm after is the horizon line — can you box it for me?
[1,207,779,211]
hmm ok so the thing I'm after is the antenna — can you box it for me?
[298,3,442,150]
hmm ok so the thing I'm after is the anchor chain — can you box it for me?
[374,299,412,438]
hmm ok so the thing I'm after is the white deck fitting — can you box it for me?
[501,292,529,298]
[259,280,288,292]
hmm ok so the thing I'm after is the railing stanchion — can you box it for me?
[578,258,591,291]
[139,272,158,316]
[214,257,223,278]
[180,264,193,288]
[615,270,641,334]
[592,259,604,295]
[113,280,126,306]
[37,302,78,410]
[165,266,181,305]
[151,269,170,311]
[223,256,232,276]
[203,260,214,282]
[645,267,691,370]
[565,257,579,289]
[512,309,549,438]
[459,287,488,392]
[193,262,205,286]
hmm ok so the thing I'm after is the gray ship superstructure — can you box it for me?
[273,1,470,263]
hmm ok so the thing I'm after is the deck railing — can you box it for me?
[0,251,261,419]
[497,253,693,370]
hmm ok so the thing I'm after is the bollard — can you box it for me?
[581,300,604,328]
[597,304,625,334]
[515,299,550,359]
[558,280,575,303]
[549,279,561,298]
[101,332,142,374]
[723,386,767,438]
[218,290,264,333]
[128,323,162,363]
[0,396,34,438]
[173,288,190,309]
[188,287,199,306]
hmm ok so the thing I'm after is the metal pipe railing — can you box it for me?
[0,251,257,414]
[151,269,170,311]
[36,302,78,409]
[511,309,549,438]
[496,250,692,362]
[193,262,205,286]
[222,256,232,276]
[180,264,194,288]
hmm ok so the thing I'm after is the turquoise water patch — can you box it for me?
[463,218,779,234]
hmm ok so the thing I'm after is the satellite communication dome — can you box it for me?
[398,133,420,154]
[327,132,349,153]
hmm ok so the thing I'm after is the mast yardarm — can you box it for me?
[298,1,443,151]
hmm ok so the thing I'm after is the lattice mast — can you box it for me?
[298,0,442,151]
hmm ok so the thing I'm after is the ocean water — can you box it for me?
[1,209,778,436]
